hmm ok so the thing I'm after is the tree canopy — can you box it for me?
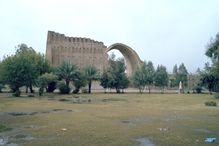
[154,65,168,92]
[0,44,50,96]
[100,54,129,93]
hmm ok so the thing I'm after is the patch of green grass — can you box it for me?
[0,124,12,132]
[205,101,217,106]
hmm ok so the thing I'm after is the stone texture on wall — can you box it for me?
[46,31,108,72]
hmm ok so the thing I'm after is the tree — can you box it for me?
[202,32,219,94]
[38,73,58,95]
[132,61,155,93]
[0,44,51,96]
[154,65,168,93]
[83,65,98,94]
[72,70,87,93]
[108,57,129,93]
[56,60,77,88]
[0,55,27,96]
[145,61,155,93]
[100,70,111,93]
[171,64,178,87]
[173,64,178,75]
[100,54,129,93]
[171,63,188,89]
[132,65,146,93]
[200,63,218,94]
[177,63,188,87]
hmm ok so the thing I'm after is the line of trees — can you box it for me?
[132,61,169,93]
[0,43,192,96]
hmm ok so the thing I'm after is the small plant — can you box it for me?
[81,88,88,93]
[214,93,219,99]
[57,81,70,94]
[205,101,217,107]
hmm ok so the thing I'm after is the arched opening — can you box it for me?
[107,43,143,77]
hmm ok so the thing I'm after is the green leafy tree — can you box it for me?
[108,57,129,93]
[200,33,219,94]
[132,61,155,93]
[154,65,168,93]
[145,61,155,93]
[171,64,178,87]
[101,54,129,93]
[171,63,188,89]
[56,60,77,88]
[0,43,50,96]
[83,65,98,94]
[15,44,50,93]
[0,55,27,96]
[132,65,146,93]
[177,63,188,87]
[100,70,111,93]
[72,70,87,94]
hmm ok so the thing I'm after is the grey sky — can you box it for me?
[1,0,219,73]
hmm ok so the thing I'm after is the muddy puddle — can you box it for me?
[135,137,155,146]
[0,133,34,146]
[194,128,214,134]
[58,97,91,104]
[4,108,80,117]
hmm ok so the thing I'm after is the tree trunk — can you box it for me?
[209,89,212,95]
[66,80,70,88]
[148,86,151,94]
[26,86,28,93]
[88,80,92,94]
[30,84,34,93]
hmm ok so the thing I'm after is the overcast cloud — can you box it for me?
[1,0,219,72]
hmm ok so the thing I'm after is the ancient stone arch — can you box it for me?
[46,31,143,77]
[107,43,143,77]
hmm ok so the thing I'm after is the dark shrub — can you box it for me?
[73,88,80,94]
[194,86,202,93]
[57,81,70,94]
[12,90,21,97]
[205,101,217,106]
[47,82,56,92]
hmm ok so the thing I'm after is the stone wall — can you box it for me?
[46,31,108,72]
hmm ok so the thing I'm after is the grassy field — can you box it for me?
[0,93,218,146]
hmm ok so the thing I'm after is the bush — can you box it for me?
[73,88,80,94]
[194,86,202,93]
[47,82,56,92]
[57,81,70,94]
[38,73,58,93]
[205,101,217,106]
[214,93,219,99]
